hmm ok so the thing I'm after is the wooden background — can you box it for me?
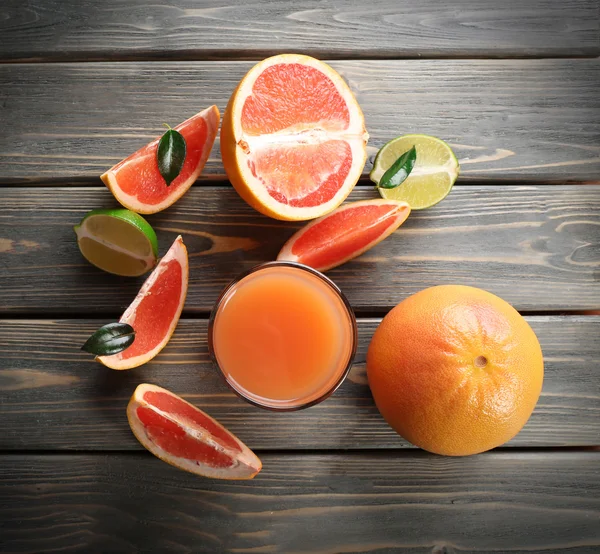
[1,1,599,552]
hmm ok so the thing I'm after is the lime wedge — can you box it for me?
[370,134,459,209]
[74,208,158,277]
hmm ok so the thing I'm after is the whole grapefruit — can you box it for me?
[366,285,543,456]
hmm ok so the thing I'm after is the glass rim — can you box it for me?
[208,260,358,412]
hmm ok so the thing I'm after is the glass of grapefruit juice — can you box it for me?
[209,261,357,410]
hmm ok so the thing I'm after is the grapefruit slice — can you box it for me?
[98,236,188,370]
[101,106,220,214]
[277,199,411,271]
[221,54,369,221]
[128,384,262,479]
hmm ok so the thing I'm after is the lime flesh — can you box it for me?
[75,208,158,277]
[370,134,459,209]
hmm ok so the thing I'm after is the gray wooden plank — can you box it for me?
[1,59,599,183]
[1,451,599,553]
[1,186,599,314]
[0,0,598,62]
[0,317,598,450]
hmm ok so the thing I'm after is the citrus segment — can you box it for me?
[278,199,410,272]
[221,54,368,221]
[367,286,544,456]
[240,62,350,134]
[119,259,182,361]
[248,140,353,208]
[136,407,235,467]
[142,390,242,453]
[98,236,188,370]
[127,384,262,479]
[74,208,158,277]
[101,106,219,214]
[370,134,459,210]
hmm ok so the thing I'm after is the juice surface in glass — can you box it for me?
[209,262,356,410]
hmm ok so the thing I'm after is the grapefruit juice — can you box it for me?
[209,262,357,410]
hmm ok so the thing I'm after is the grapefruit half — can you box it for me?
[221,55,369,221]
[98,235,188,370]
[101,106,220,214]
[278,199,411,271]
[128,384,262,479]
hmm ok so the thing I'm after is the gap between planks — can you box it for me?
[1,446,598,457]
[2,53,600,65]
[1,309,598,321]
[3,177,600,187]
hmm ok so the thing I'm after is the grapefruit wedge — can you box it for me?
[101,106,220,214]
[98,236,188,370]
[221,54,369,221]
[278,199,411,271]
[128,384,262,479]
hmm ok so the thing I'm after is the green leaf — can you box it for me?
[377,145,417,189]
[157,128,186,186]
[81,322,135,356]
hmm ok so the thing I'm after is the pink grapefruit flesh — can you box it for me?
[101,106,220,214]
[277,199,411,271]
[98,236,188,370]
[128,383,262,479]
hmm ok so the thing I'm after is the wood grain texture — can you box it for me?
[0,316,598,451]
[1,451,599,553]
[1,59,599,183]
[1,186,599,314]
[1,0,598,62]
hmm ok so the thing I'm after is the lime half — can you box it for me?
[370,134,459,209]
[75,208,158,277]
